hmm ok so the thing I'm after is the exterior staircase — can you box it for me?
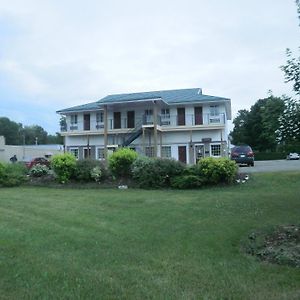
[122,119,143,147]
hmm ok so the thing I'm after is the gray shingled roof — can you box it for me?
[57,88,231,115]
[57,101,100,113]
[98,88,230,104]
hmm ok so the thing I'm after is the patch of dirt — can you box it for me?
[244,225,300,268]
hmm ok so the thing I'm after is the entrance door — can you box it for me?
[114,112,121,129]
[178,146,187,163]
[127,111,135,128]
[195,144,204,163]
[84,114,90,131]
[177,108,185,125]
[84,148,91,159]
[194,107,203,125]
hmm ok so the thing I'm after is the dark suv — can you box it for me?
[231,145,254,166]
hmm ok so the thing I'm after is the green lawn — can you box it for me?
[1,172,300,299]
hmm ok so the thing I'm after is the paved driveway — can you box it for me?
[238,159,300,173]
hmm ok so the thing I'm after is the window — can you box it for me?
[69,148,79,159]
[144,109,153,124]
[161,109,171,125]
[96,148,105,160]
[96,112,104,129]
[70,114,78,124]
[96,111,104,123]
[161,146,171,158]
[209,105,219,116]
[211,144,221,157]
[145,146,154,157]
[161,108,170,118]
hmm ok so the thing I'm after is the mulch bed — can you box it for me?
[244,224,300,268]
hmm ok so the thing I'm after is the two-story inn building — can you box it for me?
[57,88,232,164]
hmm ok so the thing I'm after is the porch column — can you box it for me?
[153,101,158,157]
[104,105,108,161]
[159,131,162,158]
[142,127,145,155]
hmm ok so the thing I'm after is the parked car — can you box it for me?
[286,152,300,160]
[25,157,51,169]
[231,145,254,166]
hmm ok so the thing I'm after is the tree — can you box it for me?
[23,125,48,145]
[280,1,300,96]
[231,96,285,151]
[231,109,250,145]
[276,96,300,151]
[281,48,300,96]
[0,116,62,145]
[0,117,23,145]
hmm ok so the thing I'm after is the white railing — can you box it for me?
[61,113,225,132]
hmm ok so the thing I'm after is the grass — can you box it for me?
[0,172,300,299]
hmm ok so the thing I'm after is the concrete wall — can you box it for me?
[0,136,64,163]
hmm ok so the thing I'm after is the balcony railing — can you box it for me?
[60,113,225,132]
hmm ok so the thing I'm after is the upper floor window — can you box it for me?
[161,108,170,118]
[209,105,219,116]
[96,111,104,123]
[144,109,153,124]
[70,114,78,124]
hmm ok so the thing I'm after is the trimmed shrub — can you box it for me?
[132,157,185,188]
[109,148,138,179]
[51,153,77,183]
[73,159,104,182]
[29,164,50,177]
[171,174,203,189]
[197,157,238,185]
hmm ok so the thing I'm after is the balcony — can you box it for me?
[159,113,225,127]
[60,113,226,134]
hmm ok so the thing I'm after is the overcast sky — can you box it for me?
[0,0,299,134]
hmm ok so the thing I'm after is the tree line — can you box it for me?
[231,0,300,153]
[0,117,62,145]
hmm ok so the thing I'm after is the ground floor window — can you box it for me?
[69,147,79,159]
[161,146,171,158]
[96,148,105,160]
[145,146,154,157]
[211,144,221,157]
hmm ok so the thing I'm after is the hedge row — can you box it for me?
[254,152,287,161]
[0,148,238,189]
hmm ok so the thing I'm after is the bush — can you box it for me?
[132,157,185,188]
[0,163,28,187]
[29,164,50,177]
[0,162,5,182]
[197,157,238,185]
[51,153,77,183]
[73,159,105,182]
[109,148,138,179]
[90,166,102,182]
[171,174,203,189]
